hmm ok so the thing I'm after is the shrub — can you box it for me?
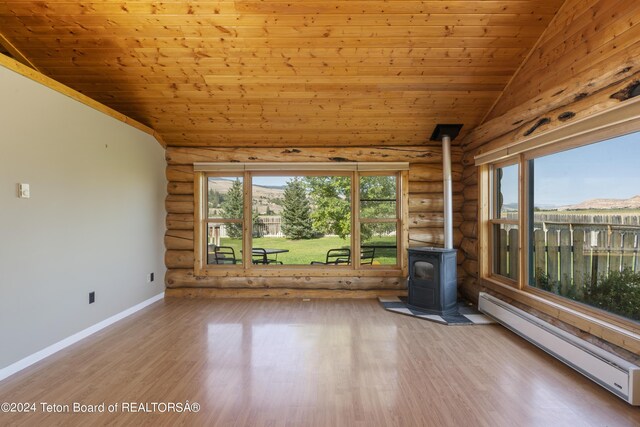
[532,267,640,321]
[583,268,640,321]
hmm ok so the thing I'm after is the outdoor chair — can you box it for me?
[360,247,376,265]
[208,245,240,265]
[252,248,283,265]
[311,248,351,265]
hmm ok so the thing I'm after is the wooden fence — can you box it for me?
[254,216,283,237]
[497,223,640,291]
[208,217,284,242]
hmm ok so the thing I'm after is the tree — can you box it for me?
[359,175,397,241]
[304,176,351,239]
[208,188,224,209]
[220,178,243,238]
[252,208,265,238]
[281,178,315,239]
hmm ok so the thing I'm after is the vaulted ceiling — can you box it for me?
[0,1,566,147]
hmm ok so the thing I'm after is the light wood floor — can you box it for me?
[1,298,638,426]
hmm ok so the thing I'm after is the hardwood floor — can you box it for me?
[1,298,638,426]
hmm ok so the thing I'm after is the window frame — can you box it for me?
[477,103,640,341]
[487,159,521,285]
[249,170,355,270]
[198,172,248,270]
[194,163,409,277]
[358,172,402,269]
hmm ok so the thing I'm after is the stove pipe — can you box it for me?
[430,124,463,250]
[442,134,453,250]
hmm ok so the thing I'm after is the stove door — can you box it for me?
[413,260,435,281]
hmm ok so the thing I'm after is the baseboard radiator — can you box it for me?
[478,292,639,405]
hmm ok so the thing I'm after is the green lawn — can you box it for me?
[216,235,397,265]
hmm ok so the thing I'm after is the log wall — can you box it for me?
[165,144,462,290]
[458,0,640,355]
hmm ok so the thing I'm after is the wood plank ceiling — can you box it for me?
[0,1,566,147]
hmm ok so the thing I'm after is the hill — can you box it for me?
[559,195,640,211]
[208,178,285,214]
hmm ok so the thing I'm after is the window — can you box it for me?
[481,131,640,324]
[195,163,408,273]
[359,175,399,266]
[489,163,519,281]
[528,135,640,322]
[206,176,244,266]
[250,175,352,266]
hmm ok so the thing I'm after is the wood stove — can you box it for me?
[407,248,458,315]
[406,124,463,315]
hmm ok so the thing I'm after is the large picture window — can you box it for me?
[250,175,352,266]
[195,163,408,274]
[482,131,640,324]
[528,134,640,322]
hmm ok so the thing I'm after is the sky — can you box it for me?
[500,132,640,207]
[252,176,291,187]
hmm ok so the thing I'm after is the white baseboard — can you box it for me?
[0,292,164,382]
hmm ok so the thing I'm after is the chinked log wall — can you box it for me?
[164,145,463,290]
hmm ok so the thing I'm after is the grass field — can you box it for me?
[214,235,397,265]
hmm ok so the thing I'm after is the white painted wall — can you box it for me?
[0,65,166,369]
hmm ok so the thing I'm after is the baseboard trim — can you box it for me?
[0,292,164,382]
[165,288,407,299]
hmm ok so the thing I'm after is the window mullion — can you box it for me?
[518,154,527,289]
[194,172,205,274]
[242,171,252,268]
[352,171,360,270]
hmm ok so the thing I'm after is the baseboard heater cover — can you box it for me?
[478,292,639,405]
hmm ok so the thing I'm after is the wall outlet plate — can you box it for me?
[17,183,30,199]
[89,291,95,304]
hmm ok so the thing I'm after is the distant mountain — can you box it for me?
[208,179,285,214]
[559,195,640,211]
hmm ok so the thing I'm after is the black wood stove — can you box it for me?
[406,124,463,316]
[407,247,458,315]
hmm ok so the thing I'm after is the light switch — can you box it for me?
[18,183,30,199]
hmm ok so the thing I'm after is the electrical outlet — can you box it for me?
[146,273,155,283]
[89,292,95,304]
[17,183,30,199]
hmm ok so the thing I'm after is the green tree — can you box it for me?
[220,179,243,238]
[252,208,265,238]
[304,176,351,239]
[208,188,224,209]
[281,178,315,239]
